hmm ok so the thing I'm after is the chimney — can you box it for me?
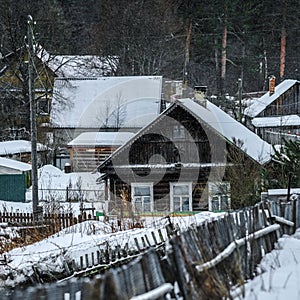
[194,86,207,107]
[269,76,276,95]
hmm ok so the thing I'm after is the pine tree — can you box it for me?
[271,139,300,188]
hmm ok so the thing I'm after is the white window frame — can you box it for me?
[170,182,192,212]
[208,182,231,212]
[131,182,154,212]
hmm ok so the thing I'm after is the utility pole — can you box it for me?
[28,15,41,222]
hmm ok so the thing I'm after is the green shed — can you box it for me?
[0,158,31,202]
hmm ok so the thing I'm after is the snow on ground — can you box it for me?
[25,164,104,203]
[0,199,223,289]
[233,228,300,299]
[1,199,300,299]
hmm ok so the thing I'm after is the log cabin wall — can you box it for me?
[263,83,300,116]
[112,105,217,166]
[71,146,119,172]
[106,167,212,212]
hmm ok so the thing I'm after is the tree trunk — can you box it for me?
[220,15,227,96]
[280,3,286,81]
[183,18,192,88]
[214,30,221,95]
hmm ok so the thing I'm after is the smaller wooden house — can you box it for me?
[251,115,300,144]
[0,157,31,202]
[68,131,135,172]
[261,188,300,202]
[244,79,300,144]
[0,140,47,165]
[98,98,272,213]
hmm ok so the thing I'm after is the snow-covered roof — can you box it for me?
[113,162,229,169]
[68,131,135,147]
[0,140,47,155]
[267,188,300,196]
[178,99,273,164]
[37,47,118,77]
[252,115,300,128]
[244,79,299,118]
[51,76,162,128]
[99,99,273,169]
[0,157,31,172]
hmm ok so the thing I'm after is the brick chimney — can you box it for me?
[269,76,276,95]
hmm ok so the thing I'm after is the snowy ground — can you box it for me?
[0,200,223,289]
[25,165,104,203]
[0,199,299,299]
[235,229,300,300]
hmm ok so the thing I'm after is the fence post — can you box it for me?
[134,237,141,252]
[85,254,89,268]
[292,198,297,234]
[80,256,84,270]
[151,231,158,245]
[158,229,165,243]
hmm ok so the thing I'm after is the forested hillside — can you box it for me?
[0,0,299,95]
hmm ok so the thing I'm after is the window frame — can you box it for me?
[170,182,192,212]
[208,182,231,212]
[131,182,154,213]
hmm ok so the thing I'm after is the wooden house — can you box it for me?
[0,45,117,140]
[50,76,163,166]
[244,79,300,144]
[98,98,272,213]
[0,140,48,165]
[67,131,134,172]
[261,188,300,203]
[0,47,54,140]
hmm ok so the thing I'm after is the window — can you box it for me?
[170,182,192,212]
[173,125,185,139]
[131,183,153,213]
[208,182,231,212]
[38,97,50,114]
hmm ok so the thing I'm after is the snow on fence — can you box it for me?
[71,226,169,274]
[4,198,300,300]
[0,211,97,244]
[32,188,104,202]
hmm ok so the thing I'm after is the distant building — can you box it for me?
[67,131,134,172]
[0,140,47,165]
[261,188,300,202]
[37,47,118,78]
[50,76,163,139]
[244,79,300,144]
[0,45,118,140]
[50,76,163,168]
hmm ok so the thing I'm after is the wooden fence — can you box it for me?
[2,198,300,300]
[0,211,98,247]
[0,211,96,226]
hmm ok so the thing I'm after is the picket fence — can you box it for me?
[0,211,100,246]
[2,198,300,300]
[0,211,96,226]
